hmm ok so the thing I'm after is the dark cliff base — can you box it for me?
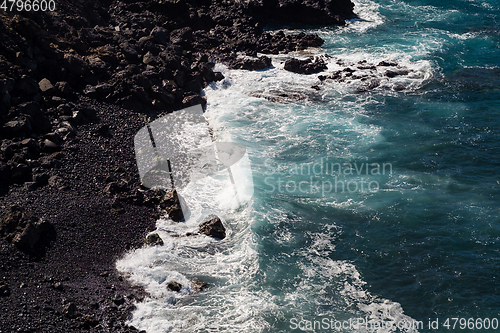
[0,0,355,331]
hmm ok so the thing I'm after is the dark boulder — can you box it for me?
[182,94,206,108]
[15,75,41,101]
[378,60,398,67]
[166,281,182,292]
[385,69,409,78]
[54,81,74,98]
[0,205,54,253]
[227,56,272,70]
[63,54,88,76]
[10,163,31,181]
[63,303,79,319]
[103,181,129,195]
[284,57,328,74]
[120,42,140,60]
[170,27,193,47]
[150,26,169,45]
[198,215,226,240]
[159,189,186,222]
[0,162,10,181]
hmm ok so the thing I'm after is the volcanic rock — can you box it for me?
[199,215,226,240]
[284,57,328,74]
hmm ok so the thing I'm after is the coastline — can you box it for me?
[0,0,356,331]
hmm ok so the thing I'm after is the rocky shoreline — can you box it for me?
[0,0,356,331]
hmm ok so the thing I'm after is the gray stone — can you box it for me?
[39,78,54,94]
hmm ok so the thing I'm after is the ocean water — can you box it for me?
[116,0,500,332]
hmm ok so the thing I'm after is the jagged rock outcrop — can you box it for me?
[199,215,226,239]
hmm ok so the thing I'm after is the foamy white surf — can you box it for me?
[113,2,452,331]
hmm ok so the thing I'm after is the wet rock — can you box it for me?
[198,215,226,240]
[385,69,409,78]
[378,60,398,67]
[166,281,182,292]
[144,233,163,246]
[182,94,206,108]
[284,57,328,74]
[228,56,272,70]
[214,72,225,81]
[191,278,209,292]
[159,189,185,222]
[0,205,53,253]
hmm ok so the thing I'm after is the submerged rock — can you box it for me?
[198,215,226,240]
[166,281,182,292]
[191,278,209,292]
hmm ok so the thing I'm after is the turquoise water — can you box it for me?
[118,0,500,331]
